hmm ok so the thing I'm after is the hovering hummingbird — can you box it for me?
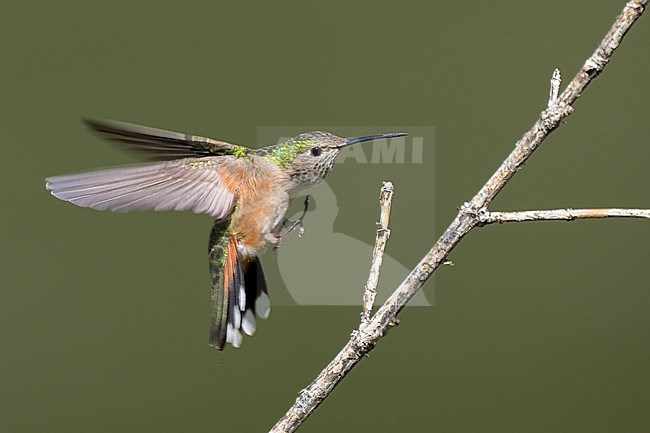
[46,119,407,350]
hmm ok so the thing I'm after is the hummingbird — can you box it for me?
[46,119,407,350]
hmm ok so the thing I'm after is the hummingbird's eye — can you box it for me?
[310,147,322,157]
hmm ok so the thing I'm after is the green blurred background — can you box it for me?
[2,1,649,432]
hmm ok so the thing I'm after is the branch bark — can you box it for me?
[360,181,394,324]
[479,208,650,224]
[269,1,649,431]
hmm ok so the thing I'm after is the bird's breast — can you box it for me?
[219,156,290,255]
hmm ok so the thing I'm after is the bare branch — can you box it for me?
[361,182,394,324]
[480,208,650,224]
[269,2,648,432]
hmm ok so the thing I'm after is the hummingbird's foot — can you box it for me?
[272,196,310,250]
[291,195,310,238]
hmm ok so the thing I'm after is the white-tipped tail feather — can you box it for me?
[241,310,257,336]
[226,324,243,349]
[255,292,271,320]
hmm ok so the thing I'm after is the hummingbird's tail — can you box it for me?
[209,221,269,350]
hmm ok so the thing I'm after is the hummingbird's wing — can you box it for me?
[209,220,270,350]
[83,118,239,160]
[46,158,236,219]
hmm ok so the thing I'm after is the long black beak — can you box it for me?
[339,132,408,148]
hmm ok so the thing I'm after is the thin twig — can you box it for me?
[361,182,394,324]
[480,208,650,224]
[269,2,648,432]
[548,68,561,107]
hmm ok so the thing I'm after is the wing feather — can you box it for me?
[82,118,239,160]
[46,159,235,219]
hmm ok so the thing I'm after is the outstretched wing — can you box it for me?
[46,158,236,219]
[83,118,239,160]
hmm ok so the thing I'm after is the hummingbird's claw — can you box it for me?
[272,195,311,248]
[296,195,310,238]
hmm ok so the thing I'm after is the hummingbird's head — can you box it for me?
[265,131,407,192]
